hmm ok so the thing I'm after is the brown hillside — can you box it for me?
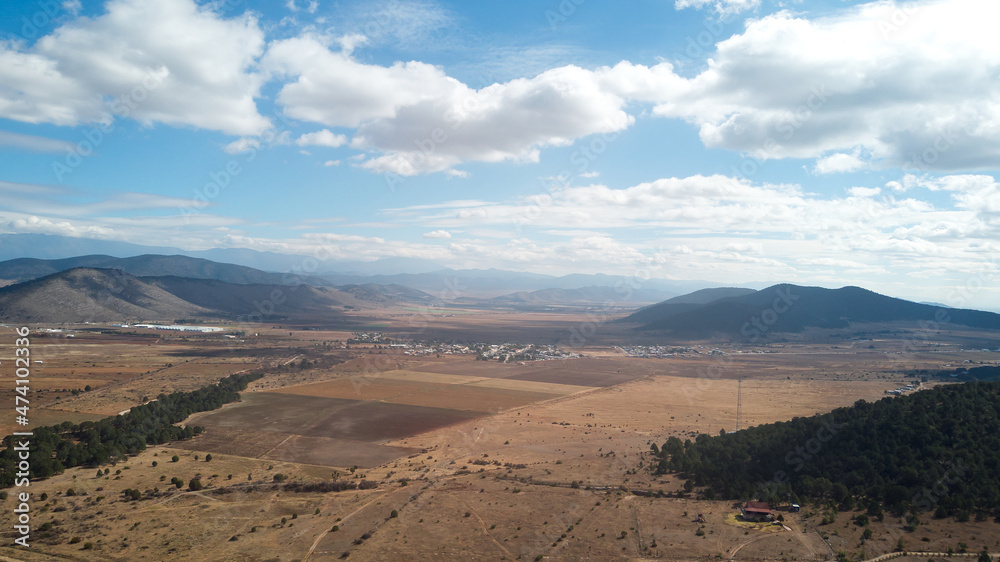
[0,268,211,323]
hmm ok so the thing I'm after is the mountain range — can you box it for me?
[0,254,330,286]
[0,234,753,300]
[0,268,365,324]
[1,243,998,336]
[1,259,998,340]
[0,252,713,305]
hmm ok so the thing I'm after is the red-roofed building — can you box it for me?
[741,501,773,522]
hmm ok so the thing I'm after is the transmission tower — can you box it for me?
[736,378,743,431]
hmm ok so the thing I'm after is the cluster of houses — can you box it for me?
[617,345,697,358]
[400,342,476,356]
[885,383,918,396]
[346,331,393,344]
[474,343,579,363]
[343,333,580,362]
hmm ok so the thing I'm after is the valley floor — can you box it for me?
[1,321,999,560]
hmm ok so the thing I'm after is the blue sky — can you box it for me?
[1,0,999,309]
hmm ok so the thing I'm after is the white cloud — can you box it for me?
[0,180,70,197]
[323,160,340,167]
[352,64,637,175]
[724,242,763,254]
[285,0,318,14]
[336,33,367,55]
[224,137,260,154]
[905,175,1000,216]
[675,0,760,16]
[652,0,1000,171]
[423,229,452,239]
[7,215,113,238]
[579,171,600,178]
[0,131,75,153]
[0,0,270,135]
[301,232,385,244]
[1,0,994,179]
[847,186,881,198]
[296,129,348,147]
[263,34,460,129]
[62,0,82,15]
[814,151,867,174]
[384,173,1000,275]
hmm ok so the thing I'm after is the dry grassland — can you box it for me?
[2,322,999,560]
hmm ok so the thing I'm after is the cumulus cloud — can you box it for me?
[653,0,1000,171]
[3,0,997,177]
[260,0,1000,177]
[0,0,270,135]
[262,34,460,129]
[423,229,452,239]
[352,64,640,175]
[296,129,348,147]
[262,34,661,175]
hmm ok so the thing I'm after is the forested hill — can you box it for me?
[629,284,1000,336]
[652,382,1000,519]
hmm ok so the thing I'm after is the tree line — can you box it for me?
[0,371,264,487]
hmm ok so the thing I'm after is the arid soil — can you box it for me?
[1,319,999,561]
